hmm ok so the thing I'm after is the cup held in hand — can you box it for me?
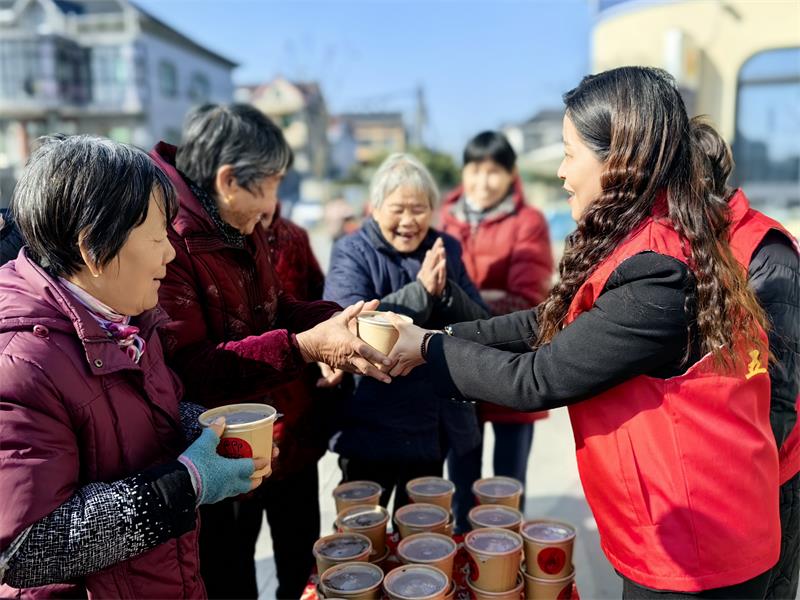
[198,403,277,478]
[356,311,413,355]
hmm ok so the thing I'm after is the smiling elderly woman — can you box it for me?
[0,136,268,598]
[150,104,393,598]
[323,153,489,509]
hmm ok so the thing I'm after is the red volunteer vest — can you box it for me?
[726,190,800,485]
[566,200,780,591]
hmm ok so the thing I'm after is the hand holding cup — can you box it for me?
[384,312,433,377]
[295,300,394,384]
[316,362,345,387]
[179,416,273,505]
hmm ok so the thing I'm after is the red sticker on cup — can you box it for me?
[217,437,253,459]
[537,547,567,575]
[467,554,480,581]
[558,583,573,600]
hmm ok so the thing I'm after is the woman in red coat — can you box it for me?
[388,67,782,598]
[440,131,553,532]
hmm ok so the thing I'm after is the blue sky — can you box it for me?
[135,0,593,157]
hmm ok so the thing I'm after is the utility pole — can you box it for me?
[412,84,427,148]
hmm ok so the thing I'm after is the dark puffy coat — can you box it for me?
[149,143,341,477]
[256,213,340,476]
[323,218,487,463]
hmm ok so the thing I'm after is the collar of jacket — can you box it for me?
[363,216,439,260]
[441,175,526,227]
[185,179,245,249]
[151,142,250,255]
[0,249,169,375]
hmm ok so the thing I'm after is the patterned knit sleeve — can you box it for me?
[0,461,196,589]
[179,400,206,443]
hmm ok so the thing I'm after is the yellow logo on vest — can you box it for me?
[745,350,768,380]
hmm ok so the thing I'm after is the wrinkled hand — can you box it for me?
[346,299,380,336]
[295,300,393,384]
[418,238,447,297]
[316,362,345,387]
[384,312,431,377]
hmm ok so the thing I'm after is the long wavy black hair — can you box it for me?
[536,67,767,366]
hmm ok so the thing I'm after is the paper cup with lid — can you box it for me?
[406,477,455,511]
[463,527,523,593]
[467,504,522,533]
[471,476,523,509]
[397,532,457,580]
[313,532,372,575]
[198,403,277,478]
[383,564,450,600]
[336,505,390,558]
[319,561,384,600]
[394,502,449,539]
[333,480,383,514]
[356,310,413,355]
[520,519,576,579]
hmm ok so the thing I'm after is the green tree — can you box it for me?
[409,146,460,190]
[336,146,460,191]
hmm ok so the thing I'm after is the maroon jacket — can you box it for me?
[149,144,340,473]
[440,178,552,424]
[0,251,202,598]
[258,214,334,476]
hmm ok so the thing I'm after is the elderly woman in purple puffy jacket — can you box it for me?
[0,135,269,598]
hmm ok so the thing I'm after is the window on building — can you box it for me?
[734,47,800,208]
[188,72,211,102]
[0,39,42,100]
[158,60,178,98]
[92,45,127,106]
[56,40,90,104]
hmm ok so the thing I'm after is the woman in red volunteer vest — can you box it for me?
[383,66,782,598]
[692,119,800,599]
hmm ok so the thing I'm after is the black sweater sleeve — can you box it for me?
[1,462,196,588]
[749,231,800,449]
[446,309,540,354]
[426,252,693,410]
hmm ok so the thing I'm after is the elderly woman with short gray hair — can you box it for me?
[150,103,392,599]
[324,153,489,509]
[0,135,271,597]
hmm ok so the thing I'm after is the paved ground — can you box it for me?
[254,407,621,599]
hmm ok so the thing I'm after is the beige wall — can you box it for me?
[353,124,406,163]
[593,0,800,139]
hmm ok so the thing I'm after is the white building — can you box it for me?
[236,77,330,180]
[502,108,563,158]
[0,0,237,205]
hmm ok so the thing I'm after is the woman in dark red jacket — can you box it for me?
[151,104,391,599]
[388,67,783,598]
[0,135,267,598]
[440,131,553,532]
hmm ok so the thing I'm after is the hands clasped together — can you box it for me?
[417,237,447,297]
